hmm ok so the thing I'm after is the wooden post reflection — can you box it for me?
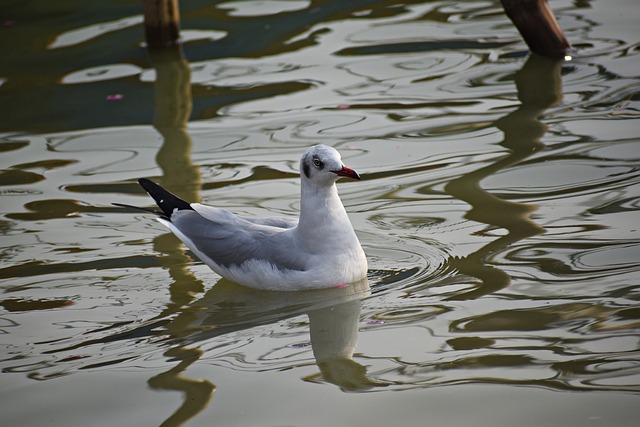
[147,347,215,427]
[143,14,211,423]
[147,44,204,312]
[445,54,563,300]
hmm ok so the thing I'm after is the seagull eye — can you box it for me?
[313,158,323,169]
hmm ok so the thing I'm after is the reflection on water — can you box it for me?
[148,347,215,427]
[1,1,640,426]
[444,53,559,300]
[147,43,205,314]
[154,278,375,422]
[44,278,374,425]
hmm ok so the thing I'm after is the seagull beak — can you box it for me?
[332,165,361,180]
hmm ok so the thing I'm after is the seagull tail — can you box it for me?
[113,178,194,219]
[137,178,194,219]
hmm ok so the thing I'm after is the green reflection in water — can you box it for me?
[143,43,212,426]
[147,347,216,427]
[445,54,562,300]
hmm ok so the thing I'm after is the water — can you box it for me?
[1,1,639,426]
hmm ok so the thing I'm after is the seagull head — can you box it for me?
[300,145,360,185]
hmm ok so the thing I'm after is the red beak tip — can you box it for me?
[333,166,361,180]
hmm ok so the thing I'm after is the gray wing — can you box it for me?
[169,209,306,271]
[191,203,297,230]
[242,216,297,229]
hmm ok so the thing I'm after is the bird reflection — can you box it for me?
[45,277,381,425]
[146,277,377,426]
[304,298,388,391]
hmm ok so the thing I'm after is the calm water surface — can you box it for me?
[1,1,639,426]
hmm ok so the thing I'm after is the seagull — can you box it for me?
[116,145,368,291]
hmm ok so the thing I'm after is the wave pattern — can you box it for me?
[1,0,639,425]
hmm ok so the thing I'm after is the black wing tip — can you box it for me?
[137,178,194,218]
[137,177,154,187]
[137,178,159,193]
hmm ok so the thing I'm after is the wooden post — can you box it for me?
[144,0,181,49]
[500,0,570,58]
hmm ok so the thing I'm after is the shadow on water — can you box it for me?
[443,53,562,300]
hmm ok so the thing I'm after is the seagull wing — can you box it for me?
[192,203,297,229]
[166,208,307,272]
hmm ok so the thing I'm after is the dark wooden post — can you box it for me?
[500,0,570,58]
[144,0,181,48]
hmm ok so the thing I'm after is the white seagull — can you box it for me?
[117,145,368,291]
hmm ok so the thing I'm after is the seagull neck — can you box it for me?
[297,180,350,238]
